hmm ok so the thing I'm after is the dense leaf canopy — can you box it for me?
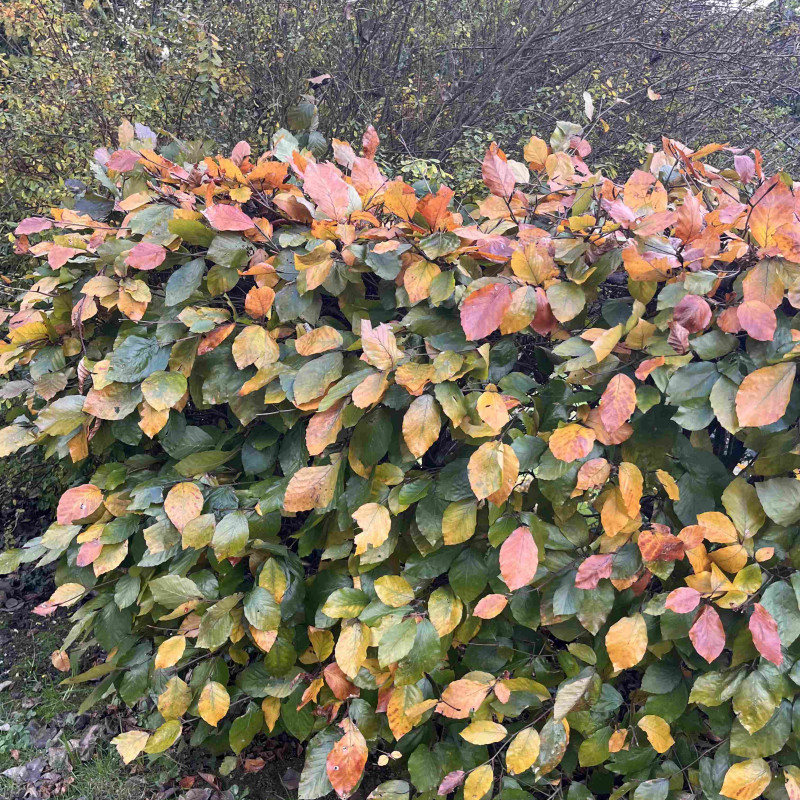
[2,119,800,800]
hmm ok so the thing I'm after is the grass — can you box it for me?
[0,617,149,800]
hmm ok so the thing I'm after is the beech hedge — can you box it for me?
[2,119,800,800]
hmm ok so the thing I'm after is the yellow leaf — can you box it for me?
[155,636,186,670]
[721,759,771,800]
[111,730,149,764]
[258,558,287,602]
[506,728,541,775]
[361,320,401,371]
[605,614,648,671]
[510,242,557,285]
[402,394,441,459]
[232,325,279,370]
[283,459,341,512]
[157,676,191,720]
[442,499,477,545]
[387,684,421,740]
[428,586,463,637]
[262,696,281,732]
[637,715,674,753]
[618,462,643,517]
[655,469,680,501]
[352,503,391,555]
[144,720,181,754]
[464,764,494,800]
[477,392,509,431]
[468,441,519,505]
[460,720,507,745]
[198,681,230,727]
[374,575,414,607]
[335,620,369,679]
[296,325,343,356]
[164,482,203,533]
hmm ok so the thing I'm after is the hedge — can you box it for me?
[2,118,800,800]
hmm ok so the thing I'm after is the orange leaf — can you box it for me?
[599,374,636,432]
[474,594,508,619]
[737,300,776,341]
[326,719,368,799]
[549,424,595,463]
[244,286,275,319]
[735,363,795,427]
[57,484,103,524]
[575,554,613,589]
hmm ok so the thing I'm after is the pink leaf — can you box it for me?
[125,242,167,271]
[749,603,782,666]
[303,161,352,221]
[499,527,539,591]
[482,143,516,198]
[665,586,701,614]
[203,204,255,232]
[575,554,614,589]
[689,605,725,663]
[15,217,52,236]
[106,149,141,172]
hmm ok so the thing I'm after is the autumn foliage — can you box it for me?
[3,117,800,800]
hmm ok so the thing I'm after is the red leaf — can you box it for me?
[689,605,725,663]
[460,283,513,340]
[499,527,539,591]
[125,242,167,271]
[482,143,516,198]
[673,295,711,333]
[438,771,466,795]
[599,374,636,432]
[15,217,52,235]
[665,586,701,613]
[575,554,613,589]
[749,603,782,666]
[737,300,777,341]
[203,204,255,231]
[303,161,351,221]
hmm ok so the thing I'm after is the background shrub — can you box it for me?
[2,116,800,800]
